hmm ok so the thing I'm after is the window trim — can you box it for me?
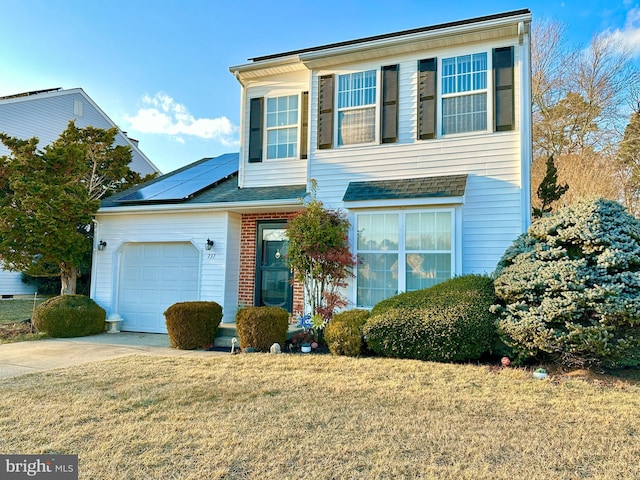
[439,51,492,137]
[264,93,300,161]
[335,68,380,147]
[353,207,456,308]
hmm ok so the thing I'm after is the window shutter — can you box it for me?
[493,46,514,132]
[248,97,263,163]
[317,75,334,150]
[418,58,437,140]
[381,64,399,144]
[300,91,309,159]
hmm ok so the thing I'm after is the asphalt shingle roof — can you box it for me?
[342,175,468,202]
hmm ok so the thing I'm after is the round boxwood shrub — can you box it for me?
[324,309,370,357]
[364,275,498,362]
[164,301,222,350]
[235,306,289,352]
[32,295,106,338]
[371,274,496,316]
[492,198,640,368]
[364,302,495,362]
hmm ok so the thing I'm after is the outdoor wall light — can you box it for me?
[205,238,215,250]
[98,240,107,251]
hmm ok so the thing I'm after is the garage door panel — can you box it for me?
[118,242,199,333]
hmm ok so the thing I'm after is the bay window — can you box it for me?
[356,210,453,308]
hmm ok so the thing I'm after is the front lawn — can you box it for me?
[0,297,48,343]
[1,354,639,479]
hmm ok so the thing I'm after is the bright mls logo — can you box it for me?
[0,455,77,479]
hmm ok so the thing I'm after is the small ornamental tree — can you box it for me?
[286,184,355,319]
[492,198,640,367]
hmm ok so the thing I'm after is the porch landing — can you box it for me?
[213,322,303,348]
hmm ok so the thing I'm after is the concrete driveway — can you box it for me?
[0,332,225,380]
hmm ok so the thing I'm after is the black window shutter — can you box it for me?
[493,46,514,132]
[381,64,399,144]
[418,58,437,140]
[248,97,264,163]
[300,91,309,159]
[317,75,334,150]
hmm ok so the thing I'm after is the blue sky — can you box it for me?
[2,0,640,173]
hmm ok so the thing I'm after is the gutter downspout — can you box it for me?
[234,70,246,189]
[89,219,100,300]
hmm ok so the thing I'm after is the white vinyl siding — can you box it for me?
[0,89,158,176]
[91,210,236,323]
[240,71,308,188]
[310,130,524,277]
[0,271,37,296]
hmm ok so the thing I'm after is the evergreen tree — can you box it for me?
[0,121,151,294]
[533,156,569,218]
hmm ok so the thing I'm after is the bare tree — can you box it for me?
[531,19,640,213]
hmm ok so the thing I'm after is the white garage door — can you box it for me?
[118,243,200,333]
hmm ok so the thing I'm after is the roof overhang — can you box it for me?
[97,198,304,216]
[229,10,531,82]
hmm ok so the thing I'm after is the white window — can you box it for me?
[356,210,453,308]
[337,70,377,145]
[266,95,298,159]
[441,53,487,135]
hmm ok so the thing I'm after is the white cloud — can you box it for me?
[125,93,239,147]
[602,7,640,56]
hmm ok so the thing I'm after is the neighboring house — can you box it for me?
[91,9,532,333]
[0,87,160,296]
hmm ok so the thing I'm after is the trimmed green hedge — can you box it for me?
[364,275,498,362]
[33,295,105,338]
[164,301,222,350]
[364,304,494,362]
[371,274,496,316]
[325,309,370,357]
[235,306,289,352]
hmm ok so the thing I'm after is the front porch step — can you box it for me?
[213,322,303,348]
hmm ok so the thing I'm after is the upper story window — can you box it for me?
[248,92,309,163]
[418,47,514,140]
[337,70,377,145]
[266,95,298,159]
[441,53,488,135]
[318,65,398,150]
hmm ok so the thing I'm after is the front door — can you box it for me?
[255,221,293,312]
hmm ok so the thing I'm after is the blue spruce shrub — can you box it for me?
[492,198,640,367]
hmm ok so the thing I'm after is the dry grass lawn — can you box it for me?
[1,354,639,479]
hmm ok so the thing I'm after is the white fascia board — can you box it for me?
[344,196,465,210]
[298,13,531,65]
[97,199,303,216]
[229,55,306,84]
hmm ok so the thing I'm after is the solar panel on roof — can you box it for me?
[117,153,238,203]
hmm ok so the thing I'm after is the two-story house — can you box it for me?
[0,87,160,296]
[91,9,532,333]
